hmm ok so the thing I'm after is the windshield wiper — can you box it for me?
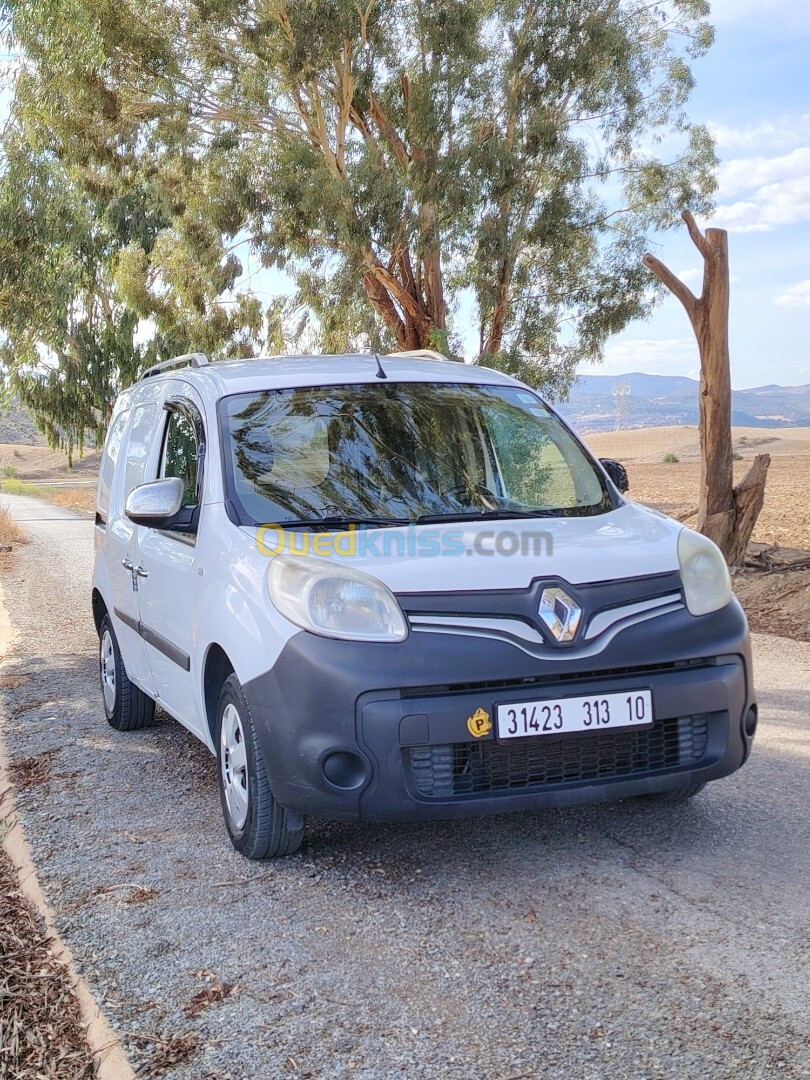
[269,514,411,532]
[413,508,560,524]
[266,509,568,531]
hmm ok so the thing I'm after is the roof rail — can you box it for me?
[385,348,451,363]
[139,352,210,381]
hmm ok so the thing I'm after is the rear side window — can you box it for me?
[96,407,129,516]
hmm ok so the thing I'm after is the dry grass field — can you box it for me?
[0,442,101,482]
[0,443,99,515]
[585,426,810,549]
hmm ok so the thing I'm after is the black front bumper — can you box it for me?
[243,599,756,822]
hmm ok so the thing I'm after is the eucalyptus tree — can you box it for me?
[0,120,268,457]
[0,131,147,459]
[4,0,716,393]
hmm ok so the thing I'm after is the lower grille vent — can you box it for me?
[410,712,719,799]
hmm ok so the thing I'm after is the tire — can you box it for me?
[216,673,304,859]
[639,781,706,805]
[98,615,155,732]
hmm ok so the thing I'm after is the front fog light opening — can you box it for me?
[322,750,368,790]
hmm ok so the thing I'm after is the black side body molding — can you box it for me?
[113,607,191,671]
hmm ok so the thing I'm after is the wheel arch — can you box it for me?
[203,643,235,744]
[92,589,108,637]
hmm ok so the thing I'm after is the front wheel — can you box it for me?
[99,615,155,731]
[216,673,304,859]
[638,781,706,805]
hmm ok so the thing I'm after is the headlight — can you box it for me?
[268,553,408,642]
[677,527,732,616]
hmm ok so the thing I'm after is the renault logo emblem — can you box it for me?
[538,587,582,643]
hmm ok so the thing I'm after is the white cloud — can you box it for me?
[708,143,810,232]
[579,338,697,378]
[717,146,810,199]
[710,173,810,232]
[704,114,810,232]
[710,115,810,154]
[712,115,810,155]
[775,280,810,308]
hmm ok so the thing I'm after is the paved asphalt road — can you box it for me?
[0,493,808,1080]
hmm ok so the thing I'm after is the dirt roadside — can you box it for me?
[0,554,135,1080]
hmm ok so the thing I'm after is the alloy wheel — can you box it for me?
[220,702,249,831]
[100,629,116,714]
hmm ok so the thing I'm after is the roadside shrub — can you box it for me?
[0,502,28,546]
[3,465,18,478]
[732,451,743,461]
[662,452,679,464]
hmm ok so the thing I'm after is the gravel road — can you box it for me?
[1,493,808,1080]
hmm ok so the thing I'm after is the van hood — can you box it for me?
[245,501,683,594]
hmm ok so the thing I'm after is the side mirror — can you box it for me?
[125,477,185,528]
[600,458,629,494]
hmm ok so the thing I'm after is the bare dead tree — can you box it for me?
[643,212,770,566]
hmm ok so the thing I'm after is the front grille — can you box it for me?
[400,657,713,700]
[409,712,719,799]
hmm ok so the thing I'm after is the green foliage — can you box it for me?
[1,0,717,447]
[663,452,679,464]
[3,466,18,478]
[0,478,52,496]
[0,132,135,460]
[732,451,743,461]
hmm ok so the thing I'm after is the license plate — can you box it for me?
[496,689,653,740]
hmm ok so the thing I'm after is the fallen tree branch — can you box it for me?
[676,506,698,522]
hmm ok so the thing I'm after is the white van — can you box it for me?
[92,350,757,858]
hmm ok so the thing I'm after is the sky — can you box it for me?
[581,0,810,389]
[2,1,808,390]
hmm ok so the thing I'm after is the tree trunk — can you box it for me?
[692,227,735,553]
[481,257,511,358]
[726,454,771,567]
[363,270,408,348]
[362,247,445,352]
[642,212,770,566]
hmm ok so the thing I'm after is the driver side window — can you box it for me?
[161,410,199,508]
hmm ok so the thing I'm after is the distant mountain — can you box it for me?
[0,400,45,444]
[557,372,810,432]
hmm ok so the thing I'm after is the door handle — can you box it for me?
[121,557,135,571]
[135,565,149,578]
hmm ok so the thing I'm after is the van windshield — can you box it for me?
[219,382,613,526]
